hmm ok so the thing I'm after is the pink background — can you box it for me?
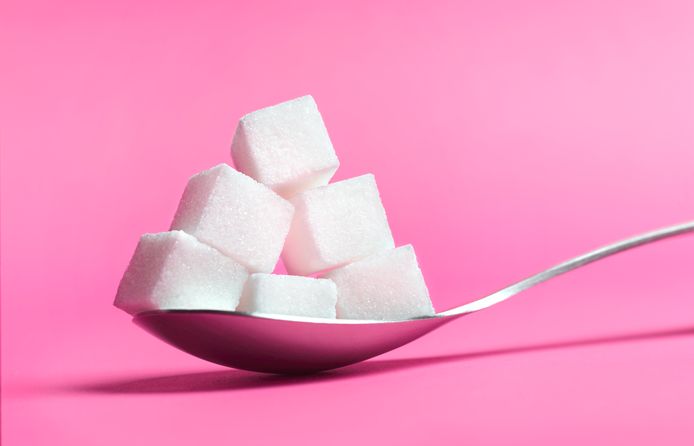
[2,1,693,444]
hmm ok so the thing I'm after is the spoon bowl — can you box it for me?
[133,221,694,374]
[135,310,455,374]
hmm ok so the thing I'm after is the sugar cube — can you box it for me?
[282,174,394,275]
[231,95,339,198]
[170,163,294,273]
[114,231,249,315]
[237,274,337,318]
[322,245,434,320]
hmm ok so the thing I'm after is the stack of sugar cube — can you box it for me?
[115,95,435,320]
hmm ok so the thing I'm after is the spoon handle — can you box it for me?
[439,221,694,317]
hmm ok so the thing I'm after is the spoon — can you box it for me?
[134,221,694,374]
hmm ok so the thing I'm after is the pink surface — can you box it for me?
[2,1,693,444]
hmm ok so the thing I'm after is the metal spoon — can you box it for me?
[133,221,694,374]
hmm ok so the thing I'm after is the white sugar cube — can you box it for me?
[282,174,394,275]
[231,95,339,198]
[114,231,249,315]
[322,245,434,320]
[170,163,294,273]
[237,274,337,318]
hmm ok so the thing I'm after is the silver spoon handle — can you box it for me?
[439,221,694,317]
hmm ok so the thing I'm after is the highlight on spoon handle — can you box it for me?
[439,221,694,317]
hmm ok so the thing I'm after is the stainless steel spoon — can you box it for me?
[133,221,694,374]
